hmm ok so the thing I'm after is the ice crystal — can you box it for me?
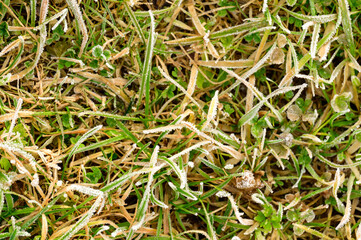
[236,170,256,189]
[224,164,234,170]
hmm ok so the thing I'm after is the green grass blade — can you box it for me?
[138,10,157,116]
[338,0,355,55]
[21,195,61,230]
[124,2,146,43]
[57,196,104,240]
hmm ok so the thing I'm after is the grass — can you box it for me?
[0,0,361,239]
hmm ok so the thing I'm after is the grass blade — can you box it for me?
[137,10,157,116]
[338,0,355,55]
[124,2,146,43]
[62,125,103,179]
[65,0,88,57]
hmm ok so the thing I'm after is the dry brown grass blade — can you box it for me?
[180,64,198,112]
[111,47,129,61]
[188,2,219,58]
[196,60,254,68]
[39,0,49,24]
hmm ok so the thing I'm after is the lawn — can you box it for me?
[0,0,361,239]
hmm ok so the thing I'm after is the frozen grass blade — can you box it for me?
[65,0,88,57]
[279,10,342,87]
[316,152,361,168]
[39,0,49,24]
[310,23,320,59]
[57,195,104,240]
[221,64,284,123]
[202,90,218,130]
[346,49,361,72]
[188,4,219,58]
[293,223,332,240]
[127,147,160,239]
[282,8,337,23]
[199,200,217,240]
[222,42,277,94]
[168,181,197,201]
[9,6,62,82]
[67,125,102,160]
[180,121,243,159]
[322,60,346,84]
[161,157,187,189]
[180,64,198,111]
[35,9,68,31]
[338,0,355,55]
[332,169,345,211]
[335,174,354,230]
[78,111,140,121]
[169,141,211,162]
[67,184,104,198]
[151,180,168,209]
[239,83,307,126]
[137,10,157,116]
[287,39,299,74]
[7,98,22,140]
[0,190,3,214]
[62,125,102,179]
[143,124,183,134]
[0,37,23,58]
[0,36,24,77]
[197,60,254,68]
[30,0,36,26]
[166,20,267,45]
[101,170,146,193]
[216,191,253,225]
[274,15,291,34]
[124,2,146,43]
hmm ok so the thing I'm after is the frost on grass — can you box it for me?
[202,90,219,130]
[235,170,259,189]
[7,98,23,140]
[310,23,321,59]
[58,195,104,240]
[224,164,234,170]
[2,0,361,239]
[65,0,88,57]
[216,190,253,225]
[68,125,103,158]
[335,175,354,230]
